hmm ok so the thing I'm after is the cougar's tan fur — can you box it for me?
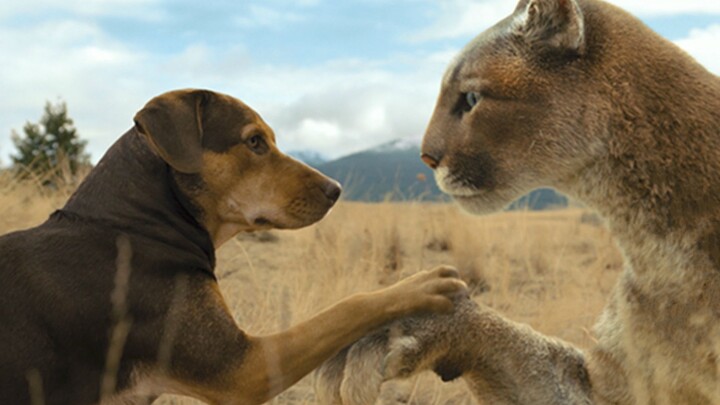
[315,0,720,403]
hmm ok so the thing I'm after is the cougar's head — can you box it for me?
[422,0,608,214]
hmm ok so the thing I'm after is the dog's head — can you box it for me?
[422,0,611,214]
[134,89,341,243]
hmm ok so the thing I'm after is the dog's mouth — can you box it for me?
[248,206,328,231]
[253,217,275,227]
[224,197,283,230]
[231,188,336,231]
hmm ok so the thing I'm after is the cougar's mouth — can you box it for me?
[435,167,486,197]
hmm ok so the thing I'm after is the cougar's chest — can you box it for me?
[612,268,720,405]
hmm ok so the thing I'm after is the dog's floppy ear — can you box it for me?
[513,0,585,54]
[134,89,210,173]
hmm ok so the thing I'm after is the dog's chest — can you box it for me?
[95,370,169,405]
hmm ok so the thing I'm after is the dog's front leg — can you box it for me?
[166,266,465,405]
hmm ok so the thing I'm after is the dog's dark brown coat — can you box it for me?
[0,89,467,405]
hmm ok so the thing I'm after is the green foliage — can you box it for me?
[11,100,90,182]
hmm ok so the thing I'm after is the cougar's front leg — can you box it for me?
[315,297,595,405]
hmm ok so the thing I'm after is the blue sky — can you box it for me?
[1,0,718,163]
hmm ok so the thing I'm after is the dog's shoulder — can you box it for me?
[0,210,216,324]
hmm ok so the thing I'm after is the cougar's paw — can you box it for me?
[382,329,423,380]
[314,346,349,405]
[383,319,446,381]
[339,333,389,405]
[382,318,461,382]
[315,331,390,405]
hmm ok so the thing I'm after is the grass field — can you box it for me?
[0,175,623,404]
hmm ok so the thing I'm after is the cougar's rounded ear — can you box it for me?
[514,0,585,54]
[514,0,531,12]
[134,89,211,173]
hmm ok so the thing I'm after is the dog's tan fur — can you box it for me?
[115,90,470,404]
[0,89,468,405]
[314,0,720,403]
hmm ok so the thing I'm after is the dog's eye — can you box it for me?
[465,92,482,108]
[247,134,267,154]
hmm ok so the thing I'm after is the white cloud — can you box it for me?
[2,0,715,167]
[0,0,165,20]
[295,119,342,143]
[261,0,321,6]
[605,0,720,17]
[675,24,720,74]
[0,19,149,162]
[409,0,720,42]
[295,0,321,6]
[0,8,456,164]
[408,0,511,41]
[247,52,454,158]
[161,43,252,81]
[235,5,305,28]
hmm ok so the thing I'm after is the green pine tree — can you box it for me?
[11,100,90,183]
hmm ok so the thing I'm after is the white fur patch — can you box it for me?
[383,335,421,380]
[339,340,389,405]
[434,167,478,197]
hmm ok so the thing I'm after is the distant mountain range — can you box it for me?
[310,138,443,202]
[290,138,568,210]
[288,150,328,167]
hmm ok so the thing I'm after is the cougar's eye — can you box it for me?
[465,92,482,108]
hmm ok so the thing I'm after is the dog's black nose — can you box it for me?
[322,180,342,203]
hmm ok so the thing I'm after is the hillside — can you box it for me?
[315,139,443,202]
[311,138,568,209]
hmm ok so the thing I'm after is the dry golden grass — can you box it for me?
[0,177,623,405]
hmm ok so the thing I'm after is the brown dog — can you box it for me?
[0,89,467,405]
[315,0,720,404]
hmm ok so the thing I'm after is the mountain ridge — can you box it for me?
[295,138,568,209]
